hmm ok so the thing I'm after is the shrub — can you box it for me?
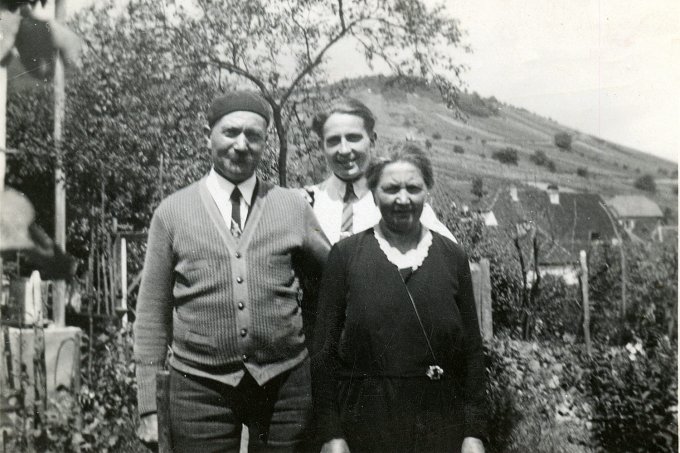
[634,173,656,193]
[485,337,592,453]
[529,150,556,172]
[6,322,145,452]
[588,241,677,345]
[576,167,588,178]
[471,176,485,199]
[554,132,572,150]
[491,148,519,165]
[587,338,678,453]
[453,145,465,154]
[529,150,549,166]
[425,139,432,150]
[432,131,442,140]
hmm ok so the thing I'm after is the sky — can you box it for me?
[62,0,680,163]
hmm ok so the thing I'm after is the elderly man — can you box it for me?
[134,91,330,452]
[307,97,455,244]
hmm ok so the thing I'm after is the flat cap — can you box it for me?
[207,90,271,129]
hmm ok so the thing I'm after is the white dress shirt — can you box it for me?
[309,174,456,245]
[205,167,257,230]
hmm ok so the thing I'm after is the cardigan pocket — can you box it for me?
[182,330,217,354]
[268,254,295,286]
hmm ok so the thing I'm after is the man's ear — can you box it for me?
[370,132,378,145]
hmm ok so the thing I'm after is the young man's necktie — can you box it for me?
[341,183,357,236]
[230,187,242,238]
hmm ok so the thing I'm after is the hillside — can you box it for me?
[345,76,678,221]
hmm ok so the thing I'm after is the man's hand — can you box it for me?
[320,438,350,453]
[137,413,158,447]
[462,436,485,453]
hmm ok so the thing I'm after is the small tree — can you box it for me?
[471,176,485,199]
[171,0,470,186]
[491,148,519,165]
[453,144,464,154]
[577,167,588,178]
[634,174,656,193]
[554,132,572,150]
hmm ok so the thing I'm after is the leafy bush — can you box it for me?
[587,337,678,452]
[432,131,442,140]
[529,150,556,172]
[588,241,677,345]
[425,139,433,150]
[554,132,572,150]
[491,148,519,165]
[486,337,592,453]
[6,322,144,452]
[471,176,485,199]
[454,145,465,154]
[576,167,588,178]
[634,173,656,193]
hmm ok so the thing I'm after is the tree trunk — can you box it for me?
[272,106,288,187]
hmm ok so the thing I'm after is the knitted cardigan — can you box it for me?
[134,178,330,415]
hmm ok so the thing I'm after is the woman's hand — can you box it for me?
[461,437,485,453]
[320,438,350,453]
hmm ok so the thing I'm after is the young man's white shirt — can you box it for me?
[308,173,456,245]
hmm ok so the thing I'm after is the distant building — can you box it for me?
[482,185,618,284]
[606,195,664,240]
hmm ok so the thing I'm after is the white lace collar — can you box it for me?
[374,223,432,271]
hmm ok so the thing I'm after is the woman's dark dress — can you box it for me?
[311,229,487,453]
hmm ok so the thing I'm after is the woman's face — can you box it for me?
[321,113,373,181]
[374,161,427,235]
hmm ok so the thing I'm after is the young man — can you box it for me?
[134,90,330,452]
[307,97,455,245]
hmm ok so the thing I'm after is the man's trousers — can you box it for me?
[169,358,313,453]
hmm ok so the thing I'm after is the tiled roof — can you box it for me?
[487,187,617,264]
[606,195,663,218]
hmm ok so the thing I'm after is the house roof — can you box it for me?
[606,195,663,218]
[486,187,617,264]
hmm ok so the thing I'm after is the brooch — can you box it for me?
[426,365,444,380]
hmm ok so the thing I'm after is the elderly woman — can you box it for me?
[311,144,486,453]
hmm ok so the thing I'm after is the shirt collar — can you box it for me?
[208,167,257,207]
[329,173,369,199]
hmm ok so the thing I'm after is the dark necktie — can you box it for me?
[230,187,242,238]
[341,183,357,235]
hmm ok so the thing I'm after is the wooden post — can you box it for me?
[0,58,6,193]
[480,258,493,341]
[120,237,128,326]
[580,250,592,356]
[156,370,172,453]
[52,0,67,327]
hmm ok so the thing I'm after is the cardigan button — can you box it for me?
[236,277,243,284]
[237,302,245,310]
[240,328,248,337]
[242,354,248,361]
